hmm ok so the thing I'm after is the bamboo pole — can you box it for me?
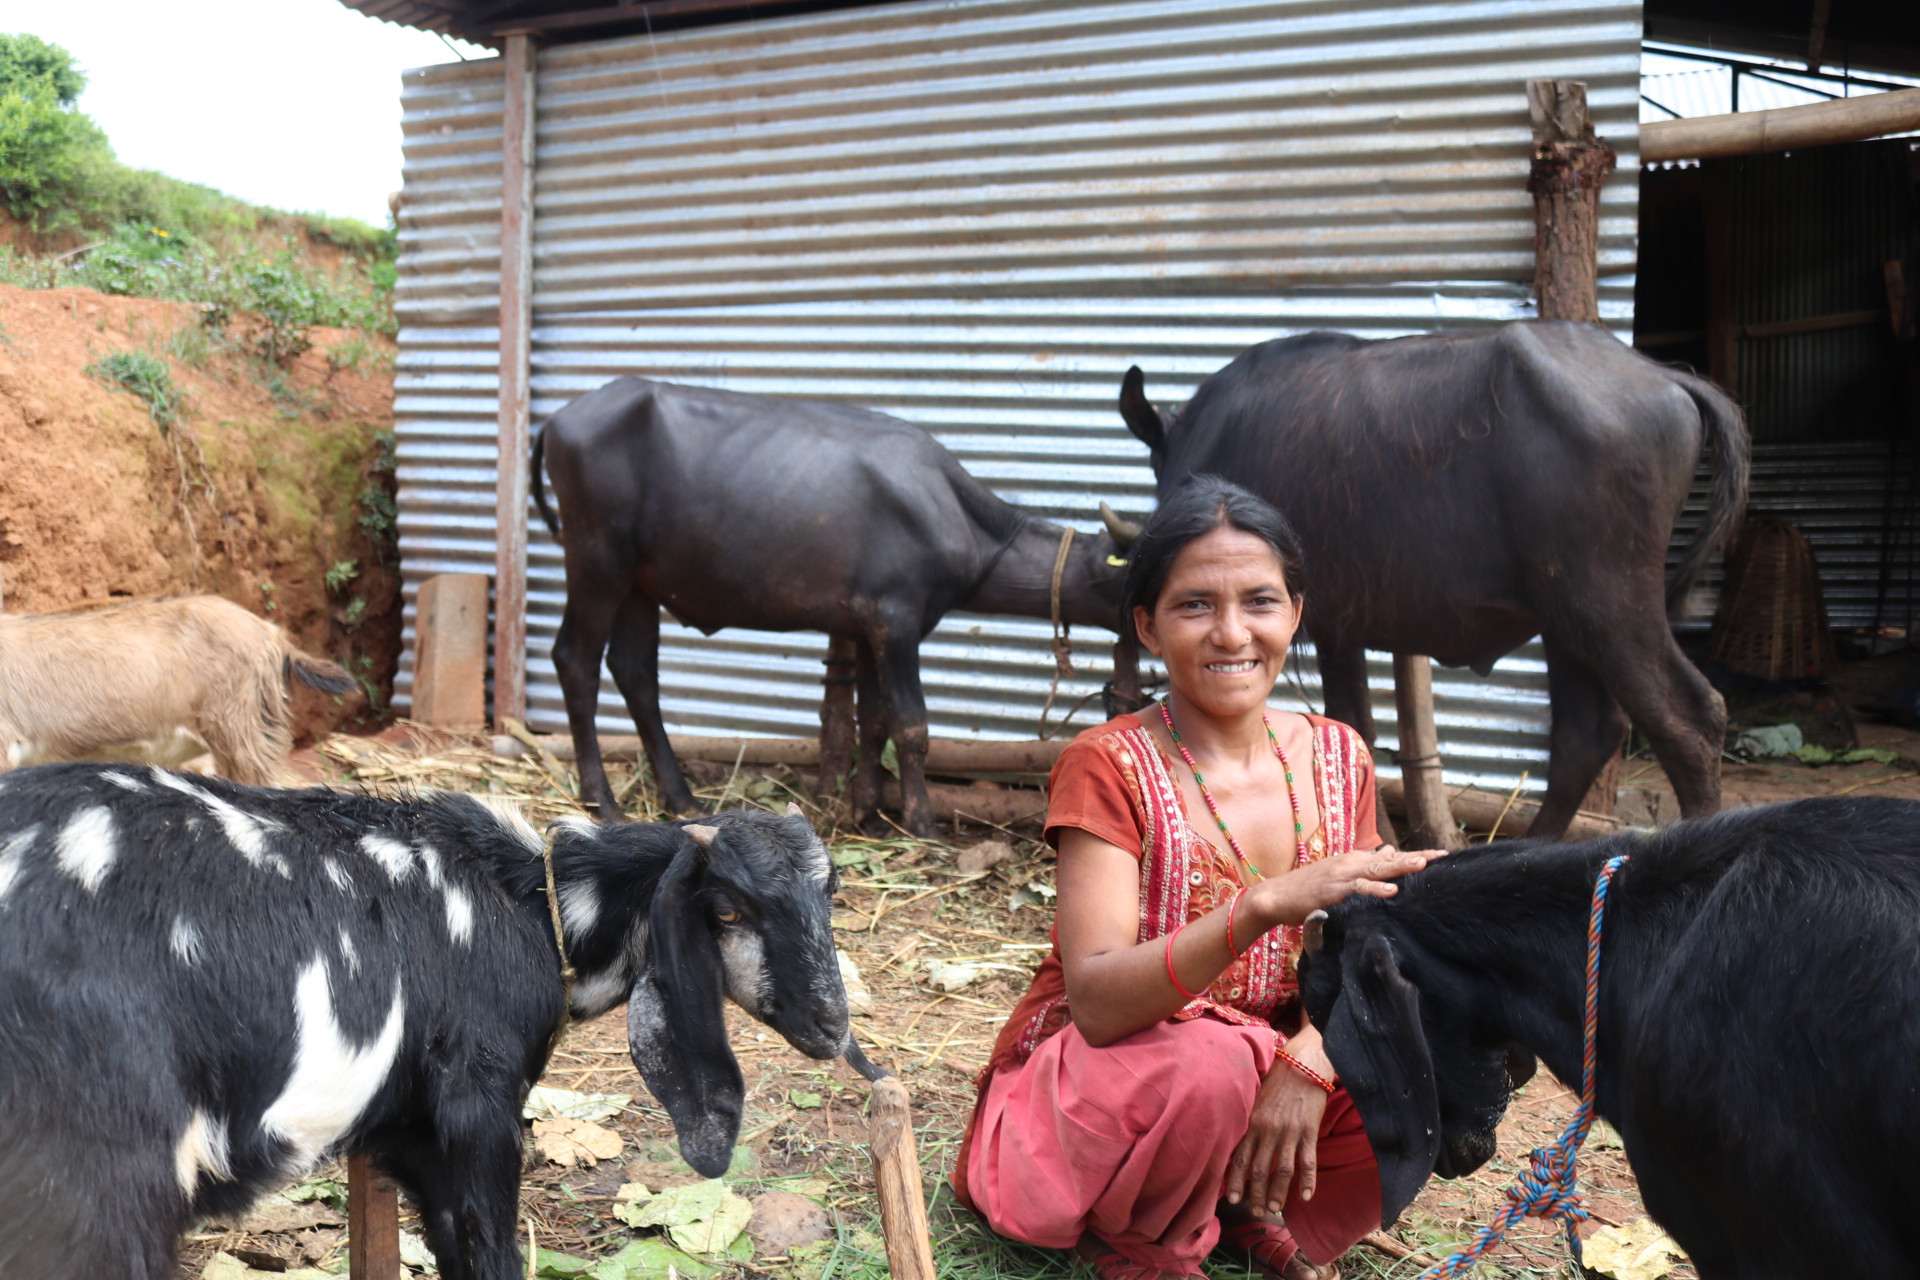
[1642,86,1920,163]
[524,733,1071,775]
[868,1077,938,1280]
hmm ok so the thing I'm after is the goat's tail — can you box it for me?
[1665,369,1750,616]
[531,426,561,538]
[288,651,356,696]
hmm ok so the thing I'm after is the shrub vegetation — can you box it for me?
[0,33,396,359]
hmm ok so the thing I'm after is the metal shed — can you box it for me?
[378,0,1648,796]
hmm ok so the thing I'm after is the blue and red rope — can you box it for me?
[1416,853,1630,1279]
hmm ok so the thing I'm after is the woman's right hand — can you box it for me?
[1246,845,1441,927]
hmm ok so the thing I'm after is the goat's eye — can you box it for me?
[714,904,741,925]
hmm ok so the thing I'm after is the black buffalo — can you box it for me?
[532,377,1128,835]
[1119,322,1747,837]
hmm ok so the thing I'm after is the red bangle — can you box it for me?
[1164,924,1201,1001]
[1277,1049,1338,1095]
[1224,887,1249,960]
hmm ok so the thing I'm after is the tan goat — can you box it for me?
[0,595,355,785]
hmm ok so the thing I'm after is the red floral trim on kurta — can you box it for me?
[950,712,1379,1209]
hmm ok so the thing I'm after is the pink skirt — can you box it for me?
[965,1016,1382,1274]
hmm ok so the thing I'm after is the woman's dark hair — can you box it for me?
[1121,475,1307,621]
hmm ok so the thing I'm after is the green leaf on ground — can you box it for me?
[789,1089,823,1109]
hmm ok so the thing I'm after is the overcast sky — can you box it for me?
[0,0,488,226]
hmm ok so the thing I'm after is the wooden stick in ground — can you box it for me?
[1391,654,1464,850]
[868,1076,937,1280]
[347,1151,401,1280]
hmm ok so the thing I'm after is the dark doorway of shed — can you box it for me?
[1637,138,1918,645]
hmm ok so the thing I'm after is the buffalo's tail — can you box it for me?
[1666,370,1750,615]
[531,427,561,538]
[288,652,356,696]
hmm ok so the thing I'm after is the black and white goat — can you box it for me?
[0,763,862,1280]
[1299,795,1920,1278]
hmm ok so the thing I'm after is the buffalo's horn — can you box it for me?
[683,823,720,848]
[785,801,805,818]
[1302,909,1328,956]
[1099,501,1142,550]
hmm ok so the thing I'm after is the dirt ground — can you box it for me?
[0,283,402,740]
[174,686,1919,1280]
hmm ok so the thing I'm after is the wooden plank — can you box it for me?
[346,1151,401,1280]
[492,31,536,731]
[1642,87,1920,162]
[412,573,491,729]
[1742,308,1887,339]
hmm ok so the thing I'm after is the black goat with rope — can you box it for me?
[1299,796,1920,1278]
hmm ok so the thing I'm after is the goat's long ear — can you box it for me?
[1320,928,1441,1228]
[626,837,742,1178]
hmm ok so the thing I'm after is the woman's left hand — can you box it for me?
[1225,1044,1331,1217]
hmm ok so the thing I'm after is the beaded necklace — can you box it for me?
[1159,697,1304,883]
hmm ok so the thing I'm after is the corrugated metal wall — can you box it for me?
[392,0,1644,797]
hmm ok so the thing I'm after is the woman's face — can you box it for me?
[1133,525,1301,720]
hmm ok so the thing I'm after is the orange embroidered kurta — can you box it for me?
[951,710,1380,1208]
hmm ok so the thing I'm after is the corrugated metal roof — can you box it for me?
[391,0,1644,798]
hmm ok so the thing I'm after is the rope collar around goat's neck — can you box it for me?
[1419,853,1630,1279]
[542,839,579,1042]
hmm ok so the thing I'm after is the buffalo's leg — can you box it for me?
[1578,622,1725,822]
[849,637,889,834]
[1529,637,1631,838]
[551,581,626,819]
[606,591,698,814]
[818,634,859,814]
[1314,639,1376,742]
[873,621,933,838]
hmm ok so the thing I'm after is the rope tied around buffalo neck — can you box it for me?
[1418,853,1630,1279]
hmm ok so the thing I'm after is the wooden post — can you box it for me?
[492,30,538,731]
[1702,174,1735,393]
[347,1151,401,1280]
[1526,79,1616,325]
[868,1077,937,1280]
[1528,78,1621,817]
[413,573,491,728]
[1391,654,1462,850]
[819,635,858,811]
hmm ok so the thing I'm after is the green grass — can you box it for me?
[84,348,180,431]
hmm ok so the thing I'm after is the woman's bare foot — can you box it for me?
[1215,1204,1339,1280]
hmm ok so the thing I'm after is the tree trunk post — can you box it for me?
[1526,79,1616,325]
[1391,654,1463,850]
[1528,77,1622,818]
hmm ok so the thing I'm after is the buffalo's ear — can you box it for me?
[626,837,742,1178]
[1119,366,1168,455]
[1320,929,1441,1227]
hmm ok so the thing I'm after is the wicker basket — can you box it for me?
[1707,518,1837,682]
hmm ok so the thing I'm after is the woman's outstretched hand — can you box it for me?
[1245,845,1443,929]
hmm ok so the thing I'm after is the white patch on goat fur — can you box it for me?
[322,857,352,892]
[803,835,832,886]
[559,882,600,938]
[473,795,544,853]
[100,770,148,794]
[173,1109,232,1198]
[149,771,289,877]
[0,824,39,900]
[720,928,771,1016]
[260,960,405,1171]
[56,807,117,893]
[359,834,416,882]
[417,842,445,888]
[338,928,360,977]
[171,918,205,965]
[444,886,474,946]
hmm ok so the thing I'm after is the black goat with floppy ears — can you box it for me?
[0,764,861,1280]
[1298,795,1920,1279]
